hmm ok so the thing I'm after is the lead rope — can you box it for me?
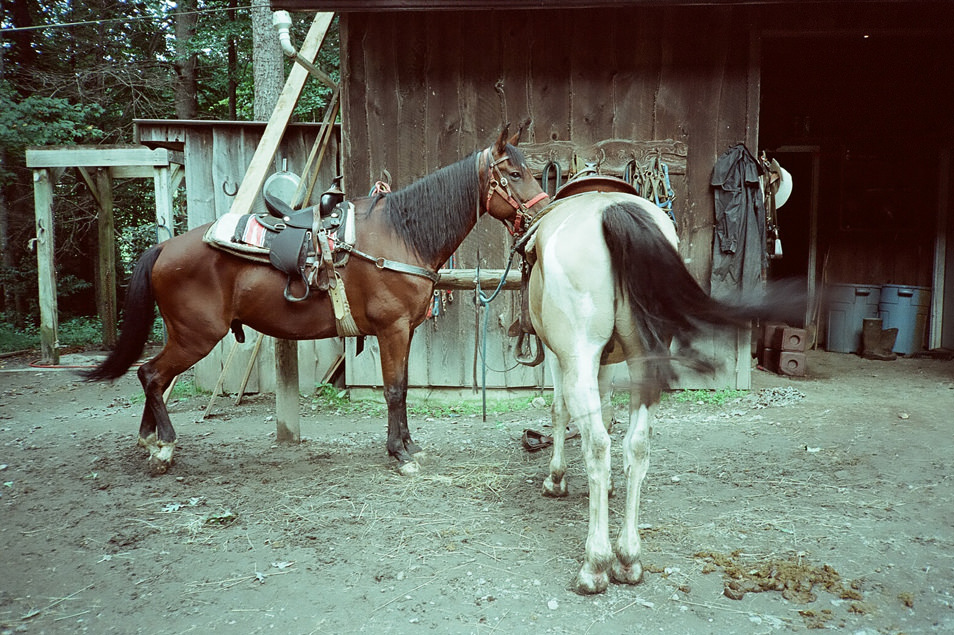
[473,148,524,421]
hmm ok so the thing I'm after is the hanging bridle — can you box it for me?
[480,148,549,236]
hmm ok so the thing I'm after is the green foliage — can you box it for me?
[0,81,103,182]
[668,389,746,406]
[310,383,354,412]
[0,317,37,352]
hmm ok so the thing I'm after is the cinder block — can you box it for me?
[778,351,807,376]
[779,327,808,352]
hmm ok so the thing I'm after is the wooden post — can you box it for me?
[274,338,301,442]
[32,168,58,364]
[95,168,118,348]
[230,12,333,443]
[153,164,177,242]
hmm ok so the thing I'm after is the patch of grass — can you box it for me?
[667,388,746,406]
[310,382,357,412]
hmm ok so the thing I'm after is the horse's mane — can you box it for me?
[380,144,529,263]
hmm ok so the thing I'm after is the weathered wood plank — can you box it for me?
[435,268,521,290]
[26,146,176,168]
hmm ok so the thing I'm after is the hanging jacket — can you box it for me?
[709,143,766,302]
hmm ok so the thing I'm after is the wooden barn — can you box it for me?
[268,0,954,393]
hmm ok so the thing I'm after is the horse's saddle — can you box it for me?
[552,174,639,201]
[202,190,356,302]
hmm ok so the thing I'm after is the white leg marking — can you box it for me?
[542,349,569,498]
[612,402,651,585]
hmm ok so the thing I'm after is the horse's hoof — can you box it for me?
[398,460,421,476]
[574,569,609,595]
[542,475,568,498]
[611,559,643,586]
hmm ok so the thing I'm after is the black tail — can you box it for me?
[601,201,803,381]
[83,244,163,381]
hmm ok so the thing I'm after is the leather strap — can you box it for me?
[343,245,441,283]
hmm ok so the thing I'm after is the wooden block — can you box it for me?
[778,351,807,376]
[759,347,779,372]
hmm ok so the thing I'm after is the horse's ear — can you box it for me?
[494,122,512,155]
[509,118,531,147]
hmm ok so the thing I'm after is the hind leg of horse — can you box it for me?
[135,340,213,473]
[377,325,422,475]
[562,355,614,595]
[610,360,658,586]
[542,348,569,498]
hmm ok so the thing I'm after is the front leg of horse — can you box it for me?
[542,354,569,497]
[383,382,421,475]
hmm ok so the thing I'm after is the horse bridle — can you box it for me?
[480,148,549,236]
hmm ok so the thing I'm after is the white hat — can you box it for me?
[775,166,793,208]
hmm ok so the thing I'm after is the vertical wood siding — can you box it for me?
[339,6,758,389]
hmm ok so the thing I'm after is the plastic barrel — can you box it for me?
[826,283,881,353]
[878,285,931,355]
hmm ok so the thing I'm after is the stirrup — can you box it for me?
[515,330,545,366]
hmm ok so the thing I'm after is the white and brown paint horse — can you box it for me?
[523,186,798,594]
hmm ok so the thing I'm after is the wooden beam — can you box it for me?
[228,12,335,216]
[32,169,58,364]
[26,146,177,169]
[435,268,521,291]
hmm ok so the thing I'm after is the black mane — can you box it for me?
[380,144,529,263]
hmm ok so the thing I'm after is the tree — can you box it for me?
[0,1,339,331]
[174,0,199,119]
[250,0,283,121]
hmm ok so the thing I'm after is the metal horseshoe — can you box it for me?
[222,178,239,196]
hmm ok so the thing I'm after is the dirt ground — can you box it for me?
[1,348,952,634]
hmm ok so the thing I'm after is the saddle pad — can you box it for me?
[203,214,275,261]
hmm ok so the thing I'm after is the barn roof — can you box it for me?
[270,0,922,11]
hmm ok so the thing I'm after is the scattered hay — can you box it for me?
[694,550,861,605]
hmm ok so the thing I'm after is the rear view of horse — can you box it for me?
[526,190,799,594]
[84,123,548,475]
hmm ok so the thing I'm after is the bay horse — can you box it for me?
[85,123,548,475]
[524,189,800,594]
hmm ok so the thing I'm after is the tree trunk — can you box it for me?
[227,0,238,120]
[251,0,284,122]
[174,0,199,119]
